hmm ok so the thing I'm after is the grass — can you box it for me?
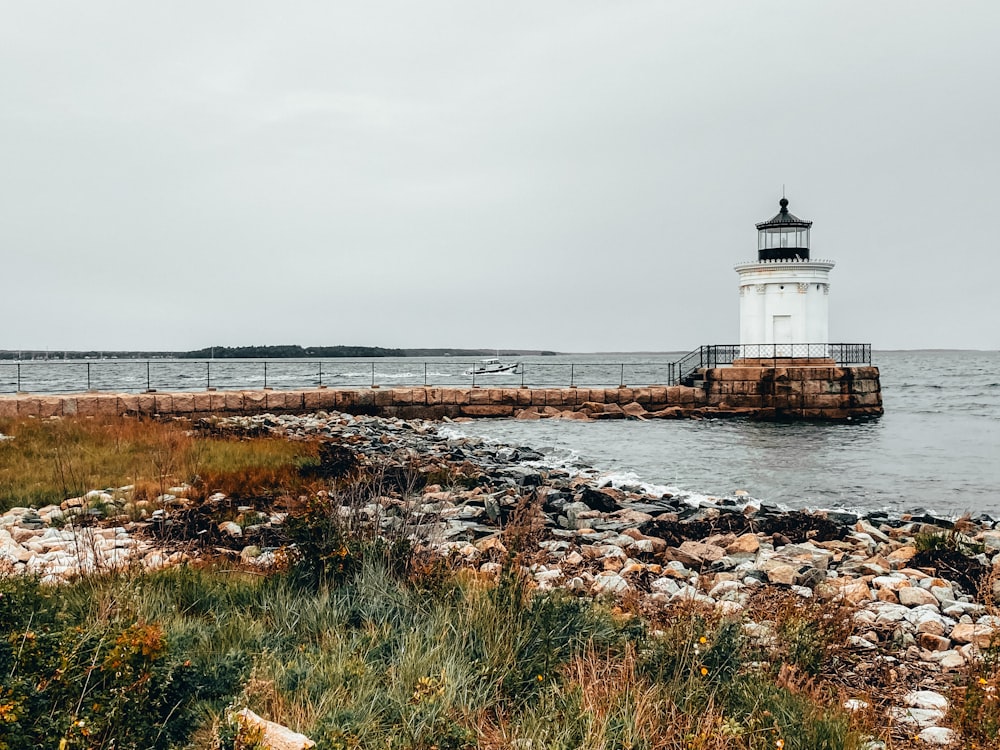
[1,557,868,750]
[0,416,317,512]
[0,415,972,748]
[946,565,1000,748]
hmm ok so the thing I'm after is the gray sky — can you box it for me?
[2,2,998,352]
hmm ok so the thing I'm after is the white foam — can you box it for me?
[594,470,692,503]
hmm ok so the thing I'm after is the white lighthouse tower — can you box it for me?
[734,198,834,359]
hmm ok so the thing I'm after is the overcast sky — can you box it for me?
[2,2,998,352]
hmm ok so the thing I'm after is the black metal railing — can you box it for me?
[671,343,872,385]
[0,345,873,396]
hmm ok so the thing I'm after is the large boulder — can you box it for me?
[621,402,648,419]
[898,587,939,608]
[676,540,726,565]
[725,534,760,555]
[236,709,315,750]
[578,486,620,513]
[0,529,31,563]
[949,622,996,649]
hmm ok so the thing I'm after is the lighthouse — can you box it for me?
[734,198,834,359]
[668,195,880,420]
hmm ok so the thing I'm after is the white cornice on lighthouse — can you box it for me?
[734,258,835,271]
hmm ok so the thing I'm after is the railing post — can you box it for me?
[319,361,323,387]
[371,362,375,387]
[87,362,91,390]
[17,363,20,392]
[520,365,525,388]
[570,363,575,388]
[620,363,625,387]
[264,361,268,389]
[207,361,211,389]
[146,361,151,391]
[424,362,427,387]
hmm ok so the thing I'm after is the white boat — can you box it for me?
[464,358,520,376]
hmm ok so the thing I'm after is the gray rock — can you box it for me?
[650,577,681,596]
[218,521,243,538]
[889,706,945,728]
[591,572,629,595]
[916,727,956,746]
[937,650,965,670]
[903,691,949,712]
[849,635,877,650]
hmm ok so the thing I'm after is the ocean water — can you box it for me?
[3,351,997,517]
[448,351,1000,518]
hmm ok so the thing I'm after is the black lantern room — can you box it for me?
[756,198,811,261]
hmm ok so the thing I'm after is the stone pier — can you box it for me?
[0,365,881,422]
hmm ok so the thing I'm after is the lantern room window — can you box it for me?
[758,226,810,250]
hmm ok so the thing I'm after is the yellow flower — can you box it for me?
[700,667,708,676]
[537,674,543,681]
[776,740,784,749]
[699,636,707,644]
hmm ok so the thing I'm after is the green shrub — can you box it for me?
[282,491,413,590]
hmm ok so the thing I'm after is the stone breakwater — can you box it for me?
[0,410,990,744]
[0,363,881,423]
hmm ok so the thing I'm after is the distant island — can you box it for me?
[0,346,559,360]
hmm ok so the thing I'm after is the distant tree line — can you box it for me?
[0,346,560,360]
[179,345,407,359]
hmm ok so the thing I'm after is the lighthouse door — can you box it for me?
[772,315,792,357]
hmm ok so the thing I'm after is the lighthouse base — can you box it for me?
[701,364,882,421]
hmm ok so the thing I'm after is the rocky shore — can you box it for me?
[2,410,997,746]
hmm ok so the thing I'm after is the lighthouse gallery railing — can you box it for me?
[671,343,871,385]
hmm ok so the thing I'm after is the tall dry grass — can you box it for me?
[0,416,316,511]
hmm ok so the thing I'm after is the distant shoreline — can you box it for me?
[0,346,560,361]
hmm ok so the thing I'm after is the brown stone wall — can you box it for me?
[702,365,882,421]
[0,372,879,422]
